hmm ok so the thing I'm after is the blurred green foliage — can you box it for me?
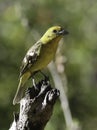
[0,0,97,130]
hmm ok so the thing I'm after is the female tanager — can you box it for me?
[13,26,68,105]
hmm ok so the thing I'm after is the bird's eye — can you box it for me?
[53,29,57,33]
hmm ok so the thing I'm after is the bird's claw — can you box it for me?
[32,79,39,90]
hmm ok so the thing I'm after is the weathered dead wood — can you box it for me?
[9,78,60,130]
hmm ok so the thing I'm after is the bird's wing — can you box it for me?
[20,41,42,77]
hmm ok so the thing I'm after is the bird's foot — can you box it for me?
[32,78,39,90]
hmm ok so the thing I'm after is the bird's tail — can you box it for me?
[13,79,24,105]
[13,72,31,105]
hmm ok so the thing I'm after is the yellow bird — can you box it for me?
[13,26,68,105]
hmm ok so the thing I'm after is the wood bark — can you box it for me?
[9,78,60,130]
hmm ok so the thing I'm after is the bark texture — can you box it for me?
[9,78,60,130]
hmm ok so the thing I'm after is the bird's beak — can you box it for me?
[58,29,69,35]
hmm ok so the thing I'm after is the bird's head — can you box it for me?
[40,26,69,44]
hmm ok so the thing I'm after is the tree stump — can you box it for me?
[9,78,60,130]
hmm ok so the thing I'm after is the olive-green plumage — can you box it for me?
[13,26,68,105]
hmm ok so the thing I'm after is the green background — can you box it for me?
[0,0,97,130]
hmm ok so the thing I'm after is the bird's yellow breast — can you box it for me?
[29,37,61,73]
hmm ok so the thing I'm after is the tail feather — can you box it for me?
[13,72,31,105]
[13,81,25,105]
